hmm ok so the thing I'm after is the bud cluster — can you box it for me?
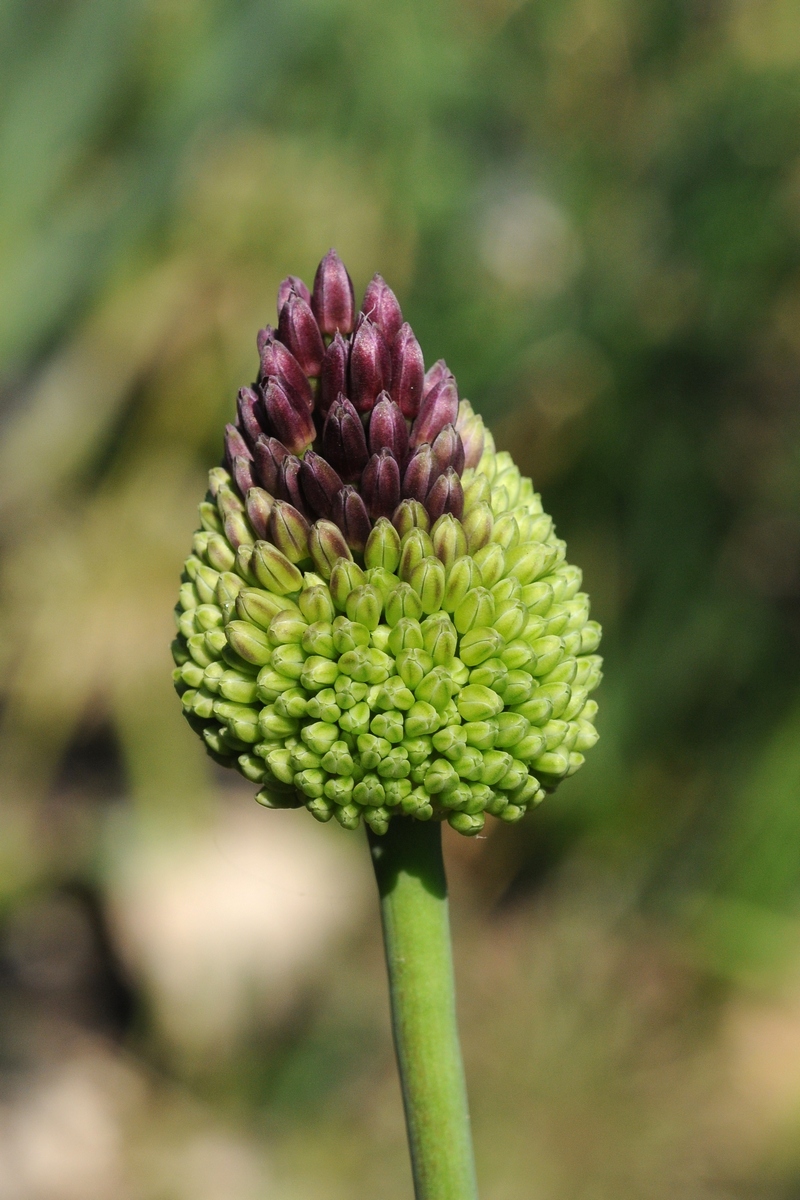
[173,252,601,835]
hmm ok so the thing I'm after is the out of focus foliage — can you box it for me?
[2,1,800,1196]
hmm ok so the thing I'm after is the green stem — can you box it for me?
[368,818,479,1200]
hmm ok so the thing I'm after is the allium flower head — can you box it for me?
[173,252,602,836]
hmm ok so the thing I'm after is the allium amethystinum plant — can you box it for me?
[173,251,602,836]
[172,250,601,1199]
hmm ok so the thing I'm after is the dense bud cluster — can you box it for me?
[173,251,602,836]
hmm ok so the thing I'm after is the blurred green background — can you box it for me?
[2,0,800,1195]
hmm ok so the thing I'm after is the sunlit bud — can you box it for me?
[460,720,497,751]
[390,323,425,419]
[253,435,288,494]
[199,501,223,534]
[278,291,325,375]
[318,331,350,417]
[410,374,458,448]
[318,738,355,776]
[237,386,264,449]
[364,517,401,573]
[261,378,315,455]
[369,622,392,650]
[370,711,405,744]
[312,249,355,336]
[277,275,311,313]
[494,599,527,642]
[259,706,301,741]
[259,328,314,411]
[402,443,436,503]
[473,542,505,588]
[225,620,273,666]
[337,699,371,735]
[308,519,352,578]
[361,450,401,520]
[512,694,553,726]
[269,500,310,563]
[361,274,403,343]
[194,603,223,632]
[346,585,383,631]
[430,513,467,570]
[392,498,430,539]
[387,618,424,656]
[415,667,453,711]
[431,424,465,477]
[457,684,504,722]
[398,527,434,581]
[202,534,233,574]
[410,556,446,614]
[421,613,458,664]
[454,586,495,633]
[456,410,485,469]
[369,393,409,462]
[506,541,553,586]
[426,468,464,522]
[244,488,273,541]
[492,575,522,605]
[331,485,372,553]
[251,541,303,594]
[442,555,482,612]
[397,648,434,690]
[537,682,571,720]
[422,358,450,399]
[322,396,369,482]
[350,316,391,415]
[329,558,367,610]
[298,584,335,625]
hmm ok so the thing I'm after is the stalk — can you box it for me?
[368,818,479,1200]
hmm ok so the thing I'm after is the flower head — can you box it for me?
[173,252,602,836]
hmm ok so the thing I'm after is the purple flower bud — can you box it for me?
[258,328,313,411]
[390,323,425,419]
[277,291,325,377]
[349,316,391,415]
[361,274,403,344]
[257,325,272,356]
[269,500,311,563]
[319,331,350,418]
[431,423,465,477]
[231,455,255,496]
[456,410,485,469]
[261,378,315,456]
[361,449,401,520]
[245,487,273,540]
[224,424,253,469]
[277,275,311,314]
[426,467,464,522]
[278,455,306,514]
[253,435,288,495]
[410,375,458,449]
[312,249,355,336]
[332,485,372,553]
[422,358,450,399]
[402,443,436,502]
[299,450,343,519]
[237,386,264,449]
[322,395,369,482]
[369,393,409,464]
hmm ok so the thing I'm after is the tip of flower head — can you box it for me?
[185,253,600,834]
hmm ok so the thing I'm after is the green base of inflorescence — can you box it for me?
[172,443,602,837]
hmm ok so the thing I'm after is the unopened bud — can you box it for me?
[385,582,424,625]
[346,585,383,631]
[392,498,430,540]
[426,468,464,522]
[244,488,273,540]
[409,556,446,614]
[402,444,436,503]
[225,620,273,665]
[277,290,324,375]
[299,585,335,624]
[390,323,425,419]
[369,393,409,463]
[364,517,401,573]
[298,451,342,520]
[322,396,369,482]
[350,316,391,415]
[420,613,458,664]
[460,626,505,666]
[308,519,352,578]
[462,502,493,553]
[361,450,401,520]
[277,455,306,514]
[318,331,350,417]
[224,424,252,470]
[269,501,310,563]
[398,527,434,581]
[230,455,254,497]
[329,558,367,610]
[387,618,424,656]
[362,274,403,344]
[422,359,450,399]
[261,378,315,455]
[456,409,485,469]
[332,485,372,553]
[457,684,504,722]
[237,387,264,448]
[258,328,314,411]
[431,424,465,477]
[253,435,288,494]
[430,513,467,570]
[312,249,355,336]
[473,542,506,589]
[442,555,482,611]
[277,275,311,312]
[410,374,458,449]
[251,541,303,594]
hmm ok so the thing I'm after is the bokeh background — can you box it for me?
[2,0,800,1196]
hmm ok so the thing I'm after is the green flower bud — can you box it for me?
[364,569,400,606]
[430,514,467,570]
[301,621,335,658]
[580,621,602,653]
[256,667,298,703]
[192,530,211,560]
[473,542,505,588]
[529,636,564,676]
[331,616,370,653]
[396,648,434,690]
[274,687,309,719]
[500,670,534,706]
[462,720,498,750]
[225,620,273,666]
[363,807,391,835]
[415,668,454,711]
[308,520,353,579]
[321,739,355,775]
[398,528,434,582]
[469,657,508,692]
[219,670,259,705]
[334,676,369,710]
[479,749,512,786]
[299,584,336,625]
[490,513,520,551]
[214,701,260,743]
[501,640,535,671]
[330,559,367,610]
[357,733,393,769]
[236,587,296,631]
[442,555,482,612]
[289,744,322,773]
[364,518,402,573]
[459,626,505,667]
[206,533,236,573]
[186,633,215,668]
[514,731,547,761]
[346,584,383,631]
[338,701,371,736]
[324,775,355,805]
[270,643,307,680]
[384,778,413,806]
[181,661,206,689]
[199,501,223,534]
[377,748,412,779]
[385,583,424,625]
[305,688,341,723]
[268,611,308,646]
[259,707,300,740]
[420,613,458,664]
[404,702,440,738]
[300,655,340,691]
[457,684,504,722]
[454,588,495,634]
[300,721,340,755]
[179,580,200,611]
[462,502,493,553]
[334,803,362,829]
[536,681,571,719]
[370,710,405,743]
[294,769,327,798]
[402,736,433,765]
[493,599,526,642]
[454,746,484,780]
[374,676,416,711]
[265,748,294,784]
[448,811,485,836]
[424,759,459,794]
[494,711,530,748]
[387,618,424,656]
[432,725,468,760]
[438,782,473,810]
[392,498,430,538]
[353,774,386,807]
[492,575,522,605]
[305,795,335,821]
[216,572,244,622]
[409,557,445,615]
[540,657,577,686]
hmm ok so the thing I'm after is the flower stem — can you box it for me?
[368,818,479,1200]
